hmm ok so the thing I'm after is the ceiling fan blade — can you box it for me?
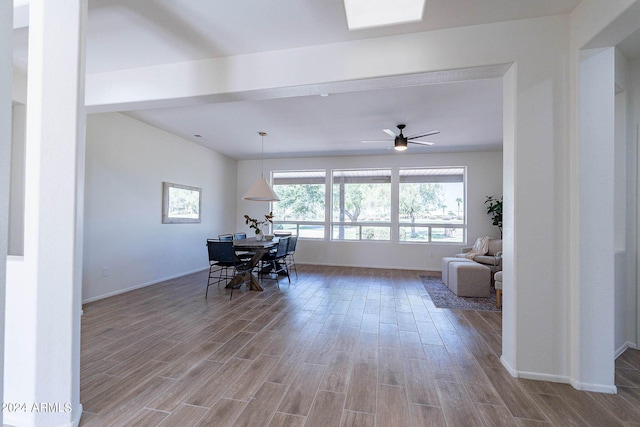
[383,129,396,137]
[407,130,440,140]
[408,140,435,146]
[361,140,390,144]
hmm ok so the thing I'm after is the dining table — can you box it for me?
[226,237,278,291]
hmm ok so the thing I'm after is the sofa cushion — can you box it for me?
[473,255,500,266]
[449,262,491,297]
[441,257,475,286]
[494,271,503,290]
[486,239,502,256]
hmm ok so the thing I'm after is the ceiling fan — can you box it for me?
[362,124,440,151]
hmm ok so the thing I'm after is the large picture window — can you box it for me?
[272,170,326,238]
[271,167,466,243]
[332,169,391,241]
[398,167,465,243]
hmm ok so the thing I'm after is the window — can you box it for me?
[332,169,391,241]
[271,167,466,244]
[162,182,202,224]
[398,167,465,243]
[272,170,326,238]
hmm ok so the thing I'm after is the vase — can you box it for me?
[256,232,264,241]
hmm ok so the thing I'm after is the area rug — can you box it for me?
[418,275,500,312]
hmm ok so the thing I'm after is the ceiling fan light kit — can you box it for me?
[362,123,439,151]
[394,139,408,151]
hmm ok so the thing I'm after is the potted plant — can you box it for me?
[484,196,503,237]
[244,212,274,240]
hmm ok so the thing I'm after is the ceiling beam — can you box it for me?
[13,2,28,30]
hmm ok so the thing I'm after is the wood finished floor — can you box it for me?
[79,265,640,426]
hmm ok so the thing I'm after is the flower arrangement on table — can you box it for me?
[244,212,274,237]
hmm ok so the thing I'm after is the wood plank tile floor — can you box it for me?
[79,265,640,426]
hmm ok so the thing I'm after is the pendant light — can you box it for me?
[243,132,280,201]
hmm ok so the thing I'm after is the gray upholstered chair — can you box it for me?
[494,271,503,308]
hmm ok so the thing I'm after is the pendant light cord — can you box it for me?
[259,131,266,179]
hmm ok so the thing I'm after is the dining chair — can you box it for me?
[232,232,255,261]
[218,234,233,241]
[273,231,292,237]
[285,235,298,278]
[206,239,253,299]
[260,236,290,287]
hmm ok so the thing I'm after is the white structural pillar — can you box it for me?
[576,47,616,392]
[0,2,14,426]
[4,1,87,426]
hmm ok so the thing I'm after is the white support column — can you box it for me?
[0,2,14,426]
[4,1,87,426]
[575,47,617,392]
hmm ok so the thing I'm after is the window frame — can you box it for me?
[271,169,327,240]
[331,168,392,242]
[269,166,467,244]
[397,167,467,244]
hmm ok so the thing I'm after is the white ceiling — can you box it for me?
[12,0,584,159]
[127,77,505,159]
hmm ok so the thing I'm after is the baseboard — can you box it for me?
[615,341,638,358]
[2,404,81,427]
[501,355,617,394]
[501,356,573,384]
[297,261,435,273]
[82,267,209,304]
[518,371,571,384]
[72,404,82,427]
[570,379,617,394]
[500,355,519,377]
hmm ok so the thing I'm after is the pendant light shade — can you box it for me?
[243,132,280,201]
[243,177,280,201]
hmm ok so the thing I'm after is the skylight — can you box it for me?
[344,0,425,30]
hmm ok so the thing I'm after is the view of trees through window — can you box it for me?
[399,168,465,242]
[332,169,391,240]
[272,171,325,238]
[271,167,465,242]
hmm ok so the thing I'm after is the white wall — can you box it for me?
[613,48,639,356]
[578,48,617,390]
[631,57,640,347]
[82,113,238,302]
[568,0,640,392]
[237,151,502,271]
[9,103,25,256]
[0,2,12,423]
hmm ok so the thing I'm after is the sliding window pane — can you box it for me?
[299,224,325,239]
[399,226,430,242]
[332,225,360,240]
[431,227,464,243]
[361,226,390,240]
[273,223,297,234]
